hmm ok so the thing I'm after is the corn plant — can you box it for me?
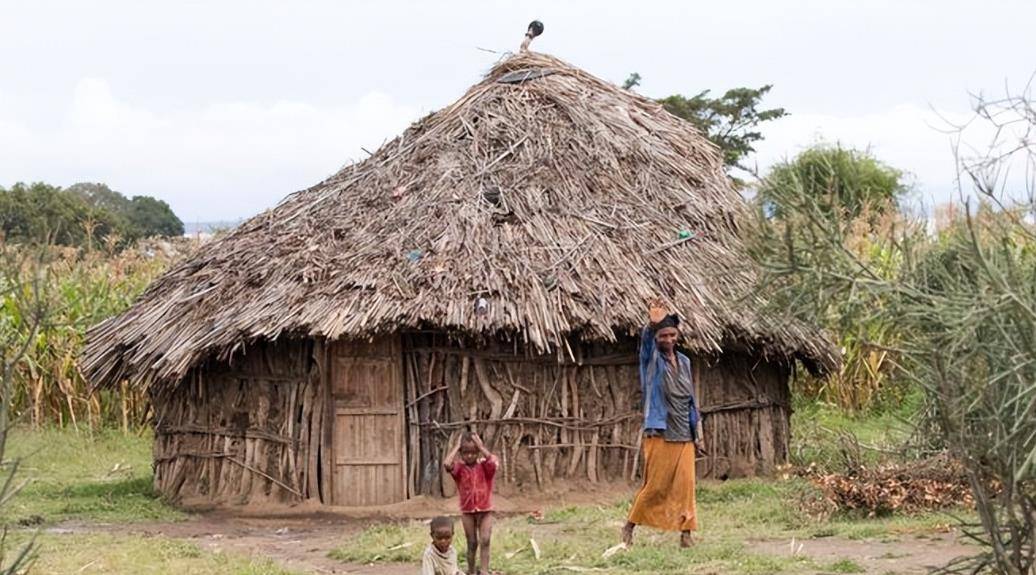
[0,241,50,573]
[1,238,181,430]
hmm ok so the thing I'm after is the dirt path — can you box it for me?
[52,512,384,574]
[751,532,977,574]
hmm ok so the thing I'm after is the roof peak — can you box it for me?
[519,20,544,52]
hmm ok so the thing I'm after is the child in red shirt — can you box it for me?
[444,432,498,575]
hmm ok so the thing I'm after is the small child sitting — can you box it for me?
[421,516,463,575]
[444,431,498,575]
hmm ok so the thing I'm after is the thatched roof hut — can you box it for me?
[85,51,835,507]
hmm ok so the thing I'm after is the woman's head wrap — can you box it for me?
[656,313,681,330]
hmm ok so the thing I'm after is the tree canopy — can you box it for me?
[658,86,786,171]
[622,73,786,172]
[757,144,908,219]
[0,182,183,246]
[127,195,184,238]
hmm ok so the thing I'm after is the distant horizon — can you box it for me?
[181,220,246,235]
[0,172,981,226]
[165,185,985,233]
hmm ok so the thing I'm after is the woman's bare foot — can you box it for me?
[621,522,635,546]
[679,530,695,548]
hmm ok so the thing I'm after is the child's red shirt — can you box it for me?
[448,457,497,513]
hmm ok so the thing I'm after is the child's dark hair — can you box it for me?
[430,515,453,533]
[460,432,476,446]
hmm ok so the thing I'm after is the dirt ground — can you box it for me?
[47,490,596,575]
[51,513,362,574]
[49,504,978,575]
[42,481,979,574]
[750,533,975,575]
[46,493,568,573]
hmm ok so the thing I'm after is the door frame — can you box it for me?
[327,335,407,506]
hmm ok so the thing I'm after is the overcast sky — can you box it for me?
[2,0,1034,223]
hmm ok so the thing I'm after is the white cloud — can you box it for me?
[753,105,962,202]
[0,91,34,175]
[3,0,1035,222]
[4,79,1030,223]
[0,78,420,221]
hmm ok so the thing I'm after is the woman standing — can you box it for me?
[621,298,705,548]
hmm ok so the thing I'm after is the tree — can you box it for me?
[128,195,184,238]
[0,182,184,246]
[659,86,786,171]
[748,145,910,410]
[66,182,136,242]
[621,73,786,172]
[66,182,132,216]
[0,182,120,247]
[69,182,184,239]
[758,145,908,219]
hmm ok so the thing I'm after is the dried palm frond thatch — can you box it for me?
[83,51,837,390]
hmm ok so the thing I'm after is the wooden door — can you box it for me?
[330,337,406,506]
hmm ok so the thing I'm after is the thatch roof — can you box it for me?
[84,51,837,389]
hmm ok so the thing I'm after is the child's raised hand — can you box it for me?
[471,433,485,449]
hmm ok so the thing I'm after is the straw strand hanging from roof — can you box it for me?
[83,51,836,391]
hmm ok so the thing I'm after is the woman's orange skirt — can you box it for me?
[627,436,698,532]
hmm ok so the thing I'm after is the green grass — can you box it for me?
[789,399,919,471]
[10,532,301,575]
[329,516,815,575]
[825,558,866,573]
[2,427,183,524]
[823,512,958,541]
[327,523,423,563]
[328,477,964,575]
[2,428,293,573]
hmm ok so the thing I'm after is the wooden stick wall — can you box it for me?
[152,339,326,504]
[402,334,792,495]
[403,334,644,496]
[149,334,792,506]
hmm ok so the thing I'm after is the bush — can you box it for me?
[751,106,1036,572]
[749,144,914,411]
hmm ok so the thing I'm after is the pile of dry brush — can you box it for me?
[797,453,977,518]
